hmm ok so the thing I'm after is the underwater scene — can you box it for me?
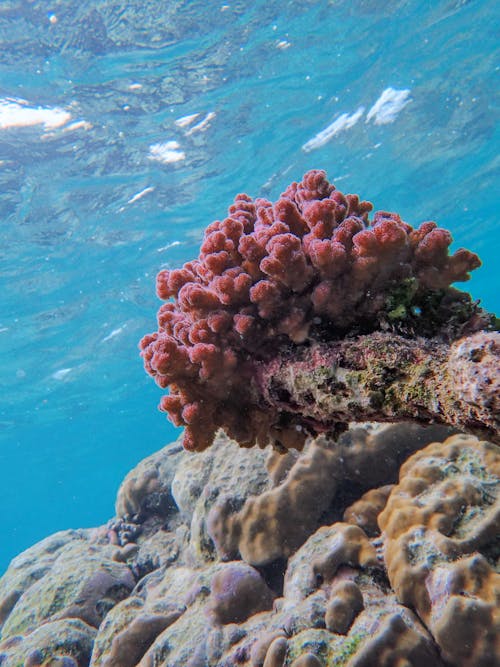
[0,1,498,665]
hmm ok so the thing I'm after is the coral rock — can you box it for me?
[207,562,275,625]
[283,523,379,609]
[1,542,134,641]
[343,485,394,537]
[290,654,323,667]
[115,442,184,520]
[379,434,500,667]
[260,635,288,667]
[325,580,364,634]
[208,438,341,566]
[89,595,183,667]
[208,424,453,567]
[0,618,95,667]
[172,432,270,563]
[4,425,496,667]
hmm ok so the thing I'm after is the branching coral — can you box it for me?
[140,170,491,452]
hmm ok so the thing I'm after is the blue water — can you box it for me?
[0,0,498,575]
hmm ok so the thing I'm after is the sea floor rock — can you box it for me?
[0,424,498,667]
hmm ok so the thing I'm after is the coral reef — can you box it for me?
[207,423,451,566]
[139,170,491,452]
[2,173,498,666]
[1,425,498,666]
[115,442,184,522]
[207,562,275,625]
[0,541,134,640]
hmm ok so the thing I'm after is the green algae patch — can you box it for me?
[330,631,366,665]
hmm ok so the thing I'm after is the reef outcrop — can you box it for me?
[1,425,498,666]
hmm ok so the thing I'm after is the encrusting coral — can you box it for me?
[139,170,496,452]
[207,423,451,567]
[256,329,499,443]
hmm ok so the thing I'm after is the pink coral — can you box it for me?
[140,170,481,452]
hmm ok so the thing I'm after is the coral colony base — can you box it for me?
[0,172,498,667]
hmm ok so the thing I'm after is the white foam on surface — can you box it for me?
[184,111,216,135]
[175,112,201,128]
[157,241,181,252]
[302,107,364,152]
[302,86,412,152]
[366,87,412,125]
[148,140,186,164]
[102,325,126,343]
[127,186,155,205]
[51,368,72,380]
[0,97,71,130]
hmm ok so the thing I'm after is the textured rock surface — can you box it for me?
[379,433,500,667]
[208,422,452,566]
[115,442,185,521]
[208,438,341,566]
[1,539,134,641]
[0,530,89,631]
[0,618,95,667]
[0,425,498,666]
[257,331,500,444]
[172,432,270,563]
[343,485,394,537]
[207,562,275,624]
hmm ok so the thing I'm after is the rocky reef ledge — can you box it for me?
[0,423,498,667]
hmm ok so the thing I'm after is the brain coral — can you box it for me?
[140,170,481,452]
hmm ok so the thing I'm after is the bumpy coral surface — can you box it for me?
[140,170,482,452]
[2,424,497,667]
[207,423,451,567]
[379,433,500,667]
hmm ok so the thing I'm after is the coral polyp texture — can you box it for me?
[140,170,488,452]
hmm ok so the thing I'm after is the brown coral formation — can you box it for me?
[343,485,394,537]
[208,422,451,566]
[115,442,184,521]
[310,523,379,585]
[207,562,275,624]
[0,426,498,666]
[325,580,364,634]
[208,439,341,565]
[379,433,500,667]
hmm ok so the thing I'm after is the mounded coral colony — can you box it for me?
[1,428,498,667]
[1,172,498,667]
[139,170,496,452]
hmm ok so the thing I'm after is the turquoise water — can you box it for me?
[0,0,498,575]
